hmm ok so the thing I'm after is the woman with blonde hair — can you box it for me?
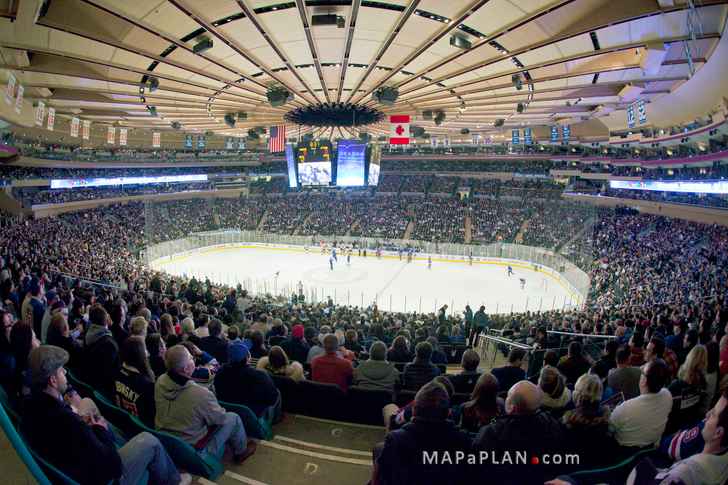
[667,344,708,433]
[257,346,305,382]
[562,373,614,468]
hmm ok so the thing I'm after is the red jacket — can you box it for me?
[311,352,353,391]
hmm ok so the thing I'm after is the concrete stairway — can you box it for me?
[346,219,360,236]
[514,218,530,244]
[256,210,269,230]
[403,220,415,240]
[464,215,472,244]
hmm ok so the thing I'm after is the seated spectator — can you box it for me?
[373,380,471,485]
[447,349,482,395]
[129,316,148,338]
[557,341,591,386]
[109,300,129,348]
[426,336,448,365]
[457,372,504,433]
[11,322,40,395]
[352,341,399,392]
[82,304,120,398]
[608,346,642,400]
[280,324,309,364]
[114,336,156,427]
[628,332,646,367]
[23,346,190,485]
[627,388,728,485]
[311,333,354,391]
[609,358,673,453]
[146,333,167,378]
[474,381,565,484]
[706,341,720,408]
[538,366,571,414]
[668,344,708,433]
[248,329,268,367]
[198,319,228,364]
[257,345,305,382]
[0,310,16,393]
[307,325,331,363]
[562,374,615,468]
[491,348,527,393]
[343,329,363,355]
[214,340,279,417]
[402,342,441,392]
[667,323,686,354]
[386,335,413,363]
[645,335,679,379]
[155,345,256,462]
[46,313,82,369]
[592,340,619,378]
[179,341,218,389]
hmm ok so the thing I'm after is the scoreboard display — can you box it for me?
[296,140,332,163]
[296,140,332,186]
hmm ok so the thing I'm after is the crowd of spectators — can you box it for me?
[520,202,595,250]
[411,197,467,243]
[468,198,527,244]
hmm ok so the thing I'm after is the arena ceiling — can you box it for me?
[0,0,726,140]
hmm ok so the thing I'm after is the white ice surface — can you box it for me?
[150,246,580,315]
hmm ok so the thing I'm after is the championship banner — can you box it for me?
[14,85,24,114]
[119,128,128,146]
[627,103,636,129]
[82,120,90,140]
[47,107,55,131]
[35,100,45,126]
[184,134,193,149]
[524,127,532,145]
[511,129,520,145]
[4,73,15,105]
[637,99,647,125]
[225,137,234,150]
[70,117,80,138]
[389,115,410,145]
[197,134,205,149]
[152,131,160,148]
[237,138,245,150]
[107,126,115,144]
[562,125,571,143]
[550,126,559,143]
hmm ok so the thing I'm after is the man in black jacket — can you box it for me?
[198,319,228,364]
[373,380,471,485]
[214,340,279,417]
[83,304,121,398]
[474,380,566,485]
[402,341,441,392]
[280,324,310,364]
[22,345,189,485]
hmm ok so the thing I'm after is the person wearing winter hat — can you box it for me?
[280,323,310,364]
[215,340,280,417]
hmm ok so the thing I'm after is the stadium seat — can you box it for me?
[0,384,19,423]
[0,397,54,485]
[395,389,417,407]
[346,387,393,425]
[66,370,95,399]
[296,380,347,420]
[569,448,657,484]
[218,400,273,440]
[270,374,301,413]
[450,393,470,406]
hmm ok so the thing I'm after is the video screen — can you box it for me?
[285,144,297,188]
[336,140,366,187]
[298,162,332,186]
[296,140,332,163]
[610,179,728,195]
[50,174,208,189]
[368,144,381,186]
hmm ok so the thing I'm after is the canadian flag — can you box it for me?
[389,115,410,145]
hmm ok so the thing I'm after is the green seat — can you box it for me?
[0,400,53,485]
[0,385,19,424]
[219,400,273,440]
[66,370,95,399]
[570,447,656,484]
[92,392,223,480]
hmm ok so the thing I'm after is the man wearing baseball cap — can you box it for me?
[22,345,190,485]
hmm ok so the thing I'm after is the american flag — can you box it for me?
[268,125,286,153]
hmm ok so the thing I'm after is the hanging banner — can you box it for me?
[511,129,520,145]
[70,117,80,138]
[197,134,206,149]
[550,126,559,143]
[35,100,46,126]
[152,132,160,148]
[184,134,193,149]
[47,107,55,131]
[637,99,647,125]
[119,128,128,146]
[524,127,532,145]
[562,125,571,143]
[225,137,234,150]
[107,126,115,144]
[237,138,245,150]
[627,103,636,129]
[82,120,91,140]
[14,85,24,114]
[4,73,15,105]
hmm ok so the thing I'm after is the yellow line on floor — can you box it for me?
[274,435,373,457]
[223,470,270,485]
[258,440,372,466]
[290,414,385,430]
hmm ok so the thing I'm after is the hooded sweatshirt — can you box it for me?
[353,359,400,391]
[154,371,228,446]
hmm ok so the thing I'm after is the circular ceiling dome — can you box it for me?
[284,103,384,127]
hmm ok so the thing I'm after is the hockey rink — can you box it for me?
[150,245,582,315]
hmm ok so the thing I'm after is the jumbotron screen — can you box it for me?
[296,140,332,186]
[336,140,366,187]
[368,144,381,186]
